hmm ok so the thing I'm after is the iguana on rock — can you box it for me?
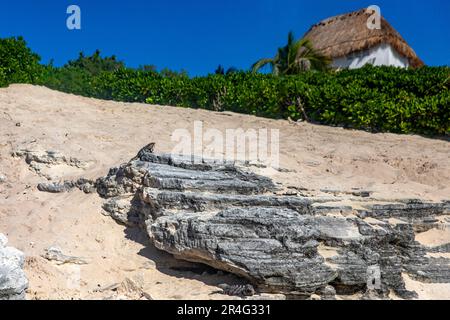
[130,142,155,161]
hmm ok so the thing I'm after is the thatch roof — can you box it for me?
[303,9,424,68]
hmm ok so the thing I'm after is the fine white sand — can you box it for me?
[1,84,449,299]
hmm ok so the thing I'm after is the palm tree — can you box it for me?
[252,31,331,75]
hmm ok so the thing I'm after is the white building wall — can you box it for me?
[332,43,410,69]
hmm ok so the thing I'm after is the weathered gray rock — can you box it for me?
[37,178,96,194]
[0,234,28,300]
[102,196,142,227]
[96,148,450,299]
[96,155,277,199]
[43,246,88,265]
[356,200,449,219]
[141,188,313,215]
[320,285,337,300]
[0,234,7,247]
[37,181,73,193]
[13,149,93,183]
[13,148,97,193]
[403,243,450,284]
[13,149,88,169]
[150,208,338,293]
[0,174,6,183]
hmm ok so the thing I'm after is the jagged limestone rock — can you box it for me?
[320,285,337,300]
[37,181,73,193]
[102,195,142,227]
[42,246,89,265]
[96,148,450,299]
[13,149,88,169]
[13,148,96,193]
[37,178,96,194]
[150,208,339,293]
[0,234,28,300]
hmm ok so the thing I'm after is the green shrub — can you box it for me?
[44,65,448,135]
[0,36,448,136]
[66,50,124,76]
[0,37,42,85]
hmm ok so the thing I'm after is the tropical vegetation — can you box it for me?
[0,36,448,136]
[251,32,331,74]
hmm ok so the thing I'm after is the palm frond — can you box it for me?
[252,32,331,75]
[251,58,274,73]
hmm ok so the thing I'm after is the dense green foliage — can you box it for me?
[39,65,449,135]
[0,37,42,86]
[1,37,449,135]
[36,50,125,96]
[66,50,124,75]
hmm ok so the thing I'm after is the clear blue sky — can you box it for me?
[1,0,448,75]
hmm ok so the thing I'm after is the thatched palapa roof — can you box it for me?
[303,9,424,68]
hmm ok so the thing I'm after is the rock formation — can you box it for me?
[97,148,450,299]
[12,148,96,194]
[0,234,28,300]
[37,178,96,194]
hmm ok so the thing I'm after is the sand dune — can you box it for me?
[0,84,449,299]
